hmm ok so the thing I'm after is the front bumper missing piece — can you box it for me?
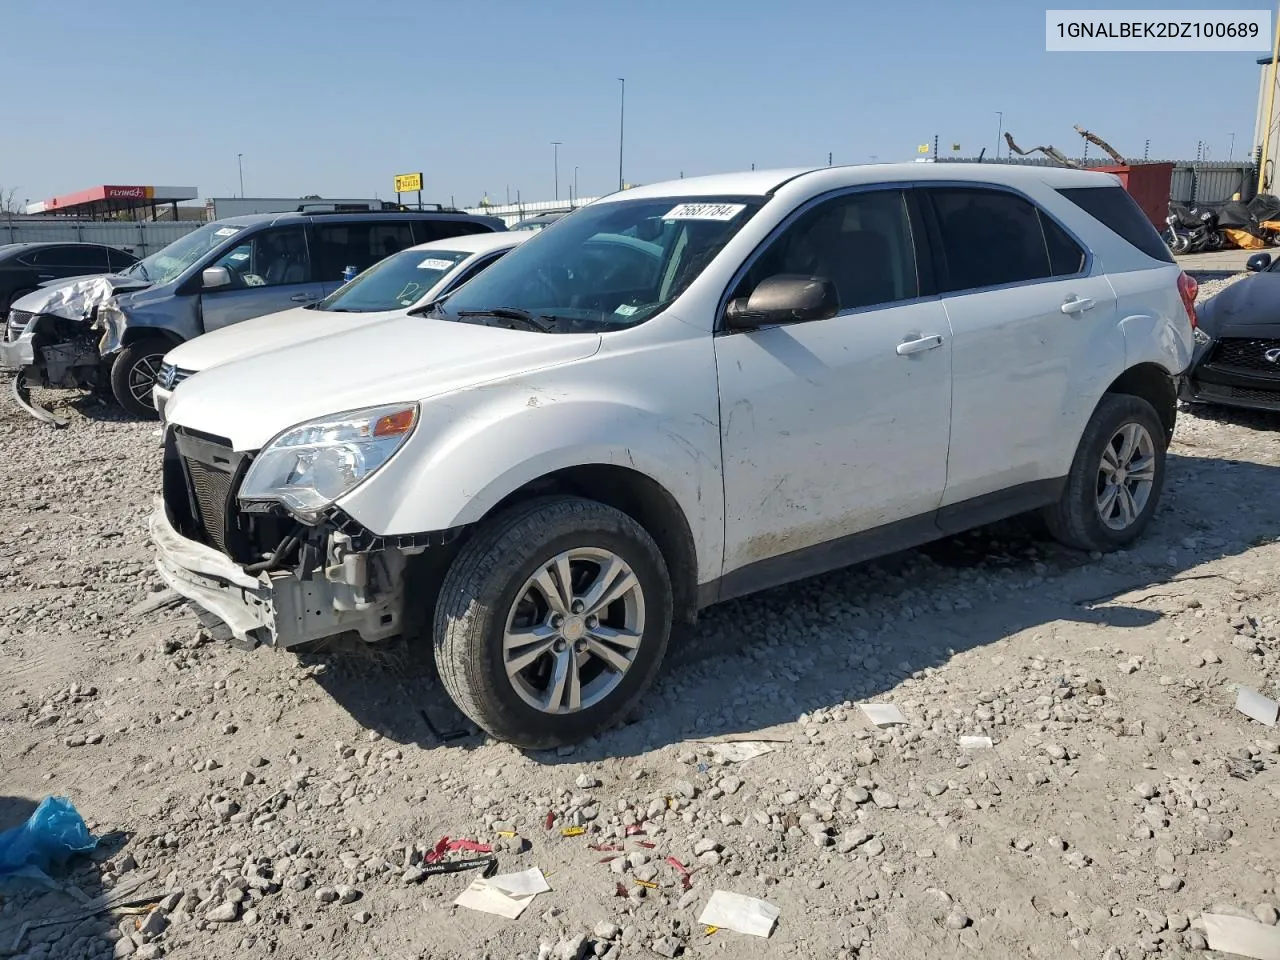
[149,501,406,649]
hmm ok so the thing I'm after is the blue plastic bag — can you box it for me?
[0,796,97,881]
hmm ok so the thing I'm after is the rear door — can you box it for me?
[922,185,1122,517]
[199,225,324,333]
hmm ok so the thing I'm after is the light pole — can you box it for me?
[237,153,244,198]
[552,141,562,202]
[995,112,1003,160]
[1229,132,1237,162]
[617,78,626,191]
[573,166,579,205]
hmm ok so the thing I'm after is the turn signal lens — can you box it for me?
[374,408,417,437]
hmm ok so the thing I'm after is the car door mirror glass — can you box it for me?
[723,274,839,331]
[1246,252,1272,273]
[202,266,232,290]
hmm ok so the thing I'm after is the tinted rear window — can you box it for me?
[1057,186,1174,264]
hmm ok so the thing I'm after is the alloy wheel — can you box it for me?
[502,547,646,714]
[1096,421,1156,531]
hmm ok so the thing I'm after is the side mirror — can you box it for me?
[202,266,232,289]
[1246,252,1272,273]
[723,274,839,331]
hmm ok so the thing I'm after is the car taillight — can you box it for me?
[1177,271,1198,329]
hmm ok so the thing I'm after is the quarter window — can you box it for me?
[31,246,110,270]
[926,187,1085,293]
[313,223,416,280]
[732,189,920,312]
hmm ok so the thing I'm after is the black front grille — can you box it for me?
[5,310,32,342]
[1209,337,1280,374]
[1196,381,1280,408]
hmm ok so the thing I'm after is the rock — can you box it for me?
[1134,782,1158,799]
[335,884,361,904]
[863,838,885,857]
[838,830,872,854]
[555,934,588,960]
[651,936,681,958]
[1254,903,1279,925]
[113,940,135,958]
[720,776,742,795]
[576,775,601,789]
[1013,839,1033,852]
[402,866,427,884]
[673,780,697,799]
[353,909,372,924]
[136,910,167,938]
[945,911,971,930]
[871,789,898,809]
[206,902,239,923]
[315,887,339,903]
[1158,875,1183,892]
[134,946,163,960]
[1184,931,1207,950]
[692,839,721,856]
[1044,743,1067,760]
[594,921,622,941]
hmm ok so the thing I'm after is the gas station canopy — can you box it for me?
[25,185,198,219]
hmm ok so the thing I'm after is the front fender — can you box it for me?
[338,388,724,584]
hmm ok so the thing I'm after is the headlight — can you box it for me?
[238,403,418,520]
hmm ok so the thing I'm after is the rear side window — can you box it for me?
[106,248,137,271]
[313,222,415,280]
[1057,186,1174,264]
[925,188,1086,293]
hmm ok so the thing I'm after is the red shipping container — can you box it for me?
[1094,163,1174,232]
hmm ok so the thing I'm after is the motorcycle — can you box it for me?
[1165,202,1222,254]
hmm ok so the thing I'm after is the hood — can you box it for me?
[163,305,409,372]
[1199,274,1280,336]
[11,272,151,323]
[164,317,602,450]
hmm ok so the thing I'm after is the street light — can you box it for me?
[237,153,244,198]
[995,112,1003,160]
[1229,132,1237,162]
[552,141,562,202]
[617,78,626,191]
[573,166,579,205]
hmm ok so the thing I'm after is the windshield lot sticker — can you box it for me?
[228,252,249,261]
[614,303,640,316]
[418,258,455,270]
[662,203,746,221]
[214,227,241,237]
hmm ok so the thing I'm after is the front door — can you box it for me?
[714,188,953,586]
[199,225,324,333]
[920,186,1122,510]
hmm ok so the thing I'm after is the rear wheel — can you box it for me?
[433,496,672,749]
[1043,394,1167,552]
[109,338,170,419]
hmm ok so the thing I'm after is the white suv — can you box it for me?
[150,163,1196,748]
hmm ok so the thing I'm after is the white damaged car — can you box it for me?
[152,231,528,418]
[151,163,1195,748]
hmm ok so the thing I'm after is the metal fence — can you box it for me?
[937,156,1256,205]
[0,218,203,256]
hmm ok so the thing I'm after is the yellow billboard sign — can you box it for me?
[917,144,929,154]
[394,172,423,193]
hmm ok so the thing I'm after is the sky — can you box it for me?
[1,0,1274,208]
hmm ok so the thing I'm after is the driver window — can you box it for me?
[732,189,919,312]
[209,226,312,290]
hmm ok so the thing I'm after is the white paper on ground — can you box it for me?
[698,890,781,938]
[486,868,551,898]
[959,735,994,749]
[1202,913,1280,960]
[1236,687,1279,727]
[859,703,907,726]
[454,879,535,919]
[710,741,774,763]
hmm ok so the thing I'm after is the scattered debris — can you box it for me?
[959,736,994,750]
[454,868,551,920]
[707,741,774,763]
[0,796,97,881]
[1236,687,1279,727]
[1202,912,1280,960]
[698,890,781,938]
[859,703,908,726]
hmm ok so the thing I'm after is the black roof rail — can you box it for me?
[293,207,474,217]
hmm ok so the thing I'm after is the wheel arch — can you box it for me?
[1104,362,1177,443]
[480,464,701,627]
[117,327,183,351]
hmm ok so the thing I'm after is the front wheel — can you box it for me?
[1043,394,1167,552]
[433,496,672,749]
[109,338,170,419]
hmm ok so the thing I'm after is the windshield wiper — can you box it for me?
[457,307,555,332]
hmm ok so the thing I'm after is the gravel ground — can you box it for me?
[1,276,1278,960]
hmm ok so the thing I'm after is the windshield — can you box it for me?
[439,196,764,332]
[317,248,470,312]
[124,221,246,286]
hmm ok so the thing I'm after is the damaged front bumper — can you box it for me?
[149,501,407,649]
[0,337,34,372]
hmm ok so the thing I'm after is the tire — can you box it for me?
[433,495,672,749]
[109,338,170,419]
[1042,394,1167,552]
